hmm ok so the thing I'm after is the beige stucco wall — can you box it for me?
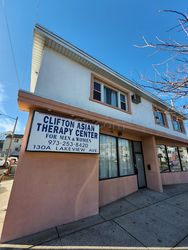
[1,111,99,243]
[161,172,188,185]
[34,47,188,140]
[142,136,163,192]
[99,175,138,207]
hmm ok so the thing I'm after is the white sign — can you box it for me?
[26,111,99,154]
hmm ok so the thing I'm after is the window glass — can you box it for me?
[93,81,101,101]
[94,82,101,91]
[172,118,184,132]
[154,110,165,126]
[167,146,181,172]
[99,135,118,179]
[172,118,180,131]
[179,147,188,171]
[157,145,169,172]
[120,94,127,111]
[118,139,134,176]
[104,86,118,107]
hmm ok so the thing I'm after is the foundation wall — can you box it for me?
[99,175,138,207]
[1,112,99,243]
[161,172,188,185]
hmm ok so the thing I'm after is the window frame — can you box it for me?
[90,74,131,114]
[156,145,170,173]
[157,144,188,173]
[93,81,101,101]
[167,146,182,172]
[178,147,188,171]
[120,93,128,111]
[171,116,185,134]
[153,106,168,128]
[99,134,136,181]
[103,85,118,107]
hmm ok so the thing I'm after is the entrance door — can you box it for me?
[135,153,146,188]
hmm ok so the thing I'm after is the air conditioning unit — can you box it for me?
[131,94,141,104]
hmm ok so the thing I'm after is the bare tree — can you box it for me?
[136,10,188,114]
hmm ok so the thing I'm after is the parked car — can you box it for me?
[0,157,11,167]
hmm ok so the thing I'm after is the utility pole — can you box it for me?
[0,113,18,164]
[5,116,18,161]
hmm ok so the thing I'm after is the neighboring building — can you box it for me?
[1,134,23,157]
[2,25,188,242]
[0,139,4,155]
[0,132,7,155]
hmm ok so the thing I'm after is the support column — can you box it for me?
[142,136,163,192]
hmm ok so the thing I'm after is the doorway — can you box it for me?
[135,153,146,188]
[133,141,147,188]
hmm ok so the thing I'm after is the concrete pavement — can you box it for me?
[0,180,13,237]
[1,183,188,249]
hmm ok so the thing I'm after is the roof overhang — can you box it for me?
[31,24,186,120]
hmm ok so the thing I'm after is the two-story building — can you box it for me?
[1,24,188,242]
[1,134,23,157]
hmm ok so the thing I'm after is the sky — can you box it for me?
[0,0,188,136]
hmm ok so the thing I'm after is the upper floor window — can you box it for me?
[91,75,130,113]
[104,86,118,107]
[153,107,168,127]
[120,93,127,111]
[93,82,101,101]
[172,116,185,133]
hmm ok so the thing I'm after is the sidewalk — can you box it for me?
[1,183,188,249]
[0,180,13,237]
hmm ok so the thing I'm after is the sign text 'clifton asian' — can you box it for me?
[26,111,100,153]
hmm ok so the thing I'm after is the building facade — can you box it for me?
[1,25,188,242]
[1,134,23,157]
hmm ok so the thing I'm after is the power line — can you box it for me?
[21,0,41,88]
[2,0,21,89]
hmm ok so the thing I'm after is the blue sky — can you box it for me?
[0,0,188,135]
